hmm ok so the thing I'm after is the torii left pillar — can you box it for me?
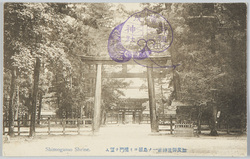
[92,64,102,132]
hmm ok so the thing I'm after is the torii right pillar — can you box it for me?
[147,66,159,132]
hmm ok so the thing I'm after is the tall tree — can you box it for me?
[143,3,246,135]
[4,3,72,136]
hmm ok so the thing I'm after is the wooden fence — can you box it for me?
[3,118,92,136]
[158,115,176,134]
[3,115,240,136]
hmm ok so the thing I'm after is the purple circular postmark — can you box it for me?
[108,8,179,69]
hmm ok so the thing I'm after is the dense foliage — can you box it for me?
[143,3,246,135]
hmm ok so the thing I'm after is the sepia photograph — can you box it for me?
[1,2,247,157]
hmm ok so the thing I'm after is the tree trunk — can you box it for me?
[8,67,17,137]
[29,57,41,137]
[37,93,43,124]
[26,93,32,126]
[211,33,216,54]
[24,113,28,127]
[210,32,218,136]
[240,112,245,134]
[102,109,106,125]
[80,105,83,119]
[197,106,202,134]
[226,115,230,134]
[210,105,218,136]
[101,108,106,125]
[14,85,20,120]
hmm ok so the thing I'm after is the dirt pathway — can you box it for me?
[2,124,247,156]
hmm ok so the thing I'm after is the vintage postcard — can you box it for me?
[1,2,248,157]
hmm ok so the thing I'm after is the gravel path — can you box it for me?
[2,124,247,157]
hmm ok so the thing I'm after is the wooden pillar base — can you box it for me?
[147,66,159,132]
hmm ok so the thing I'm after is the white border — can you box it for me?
[0,1,248,159]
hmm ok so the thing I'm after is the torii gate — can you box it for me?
[80,55,171,133]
